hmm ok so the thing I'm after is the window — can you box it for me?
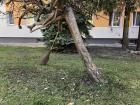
[7,11,14,24]
[133,12,140,26]
[111,12,121,26]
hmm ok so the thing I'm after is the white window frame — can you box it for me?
[132,12,140,27]
[111,11,121,27]
[6,11,14,25]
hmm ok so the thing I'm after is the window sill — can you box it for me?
[131,26,139,28]
[109,26,121,28]
[7,24,15,26]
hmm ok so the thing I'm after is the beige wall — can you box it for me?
[92,7,140,27]
[6,2,27,25]
[92,11,109,27]
[6,3,140,27]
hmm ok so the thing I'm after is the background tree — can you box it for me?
[97,0,118,26]
[42,13,93,51]
[99,0,140,50]
[136,22,140,51]
[120,0,140,50]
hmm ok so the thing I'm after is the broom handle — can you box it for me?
[50,32,59,50]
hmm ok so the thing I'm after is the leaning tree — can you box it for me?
[1,0,105,83]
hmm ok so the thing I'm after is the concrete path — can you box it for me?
[0,42,45,47]
[0,42,136,48]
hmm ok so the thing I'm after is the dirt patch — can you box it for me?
[88,47,140,60]
[7,66,42,83]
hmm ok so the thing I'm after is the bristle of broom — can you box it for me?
[40,50,52,65]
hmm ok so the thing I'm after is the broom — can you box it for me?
[40,32,59,65]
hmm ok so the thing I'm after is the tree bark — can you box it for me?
[65,7,103,83]
[136,22,140,51]
[122,12,130,50]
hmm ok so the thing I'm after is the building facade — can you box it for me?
[84,8,140,45]
[0,3,140,44]
[0,4,42,43]
[90,8,140,39]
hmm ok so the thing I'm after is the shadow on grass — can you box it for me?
[5,66,132,105]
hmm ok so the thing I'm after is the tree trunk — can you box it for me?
[122,12,130,50]
[136,22,140,51]
[65,7,103,83]
[109,11,113,26]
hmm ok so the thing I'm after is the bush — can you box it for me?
[42,13,93,50]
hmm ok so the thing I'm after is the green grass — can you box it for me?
[0,46,140,105]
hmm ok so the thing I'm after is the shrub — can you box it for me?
[42,13,93,50]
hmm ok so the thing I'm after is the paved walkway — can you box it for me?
[0,42,136,48]
[0,42,45,47]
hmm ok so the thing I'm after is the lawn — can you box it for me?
[0,46,140,105]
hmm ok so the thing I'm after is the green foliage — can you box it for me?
[64,0,119,16]
[125,0,139,11]
[99,0,118,13]
[42,21,72,48]
[69,0,140,15]
[42,13,93,49]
